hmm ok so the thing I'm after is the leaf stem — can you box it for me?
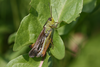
[39,58,44,67]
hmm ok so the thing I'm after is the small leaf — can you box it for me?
[8,32,16,44]
[50,30,65,60]
[83,0,97,13]
[51,0,83,23]
[13,14,42,51]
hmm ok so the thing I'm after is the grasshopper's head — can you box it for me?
[44,17,58,33]
[45,17,55,28]
[48,17,55,23]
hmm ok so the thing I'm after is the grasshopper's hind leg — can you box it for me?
[29,43,35,48]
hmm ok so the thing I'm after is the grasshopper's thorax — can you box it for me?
[44,17,56,33]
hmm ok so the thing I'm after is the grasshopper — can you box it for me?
[29,17,57,57]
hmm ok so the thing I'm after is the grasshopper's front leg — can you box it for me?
[50,37,54,49]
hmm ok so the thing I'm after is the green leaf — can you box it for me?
[6,54,42,67]
[13,14,42,51]
[69,34,100,67]
[6,54,51,67]
[8,32,16,44]
[83,0,97,13]
[30,0,51,26]
[50,30,65,60]
[51,0,83,23]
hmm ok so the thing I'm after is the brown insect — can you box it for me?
[29,17,56,57]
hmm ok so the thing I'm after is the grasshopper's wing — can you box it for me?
[37,29,53,57]
[29,27,46,57]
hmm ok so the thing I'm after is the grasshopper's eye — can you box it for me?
[48,18,52,21]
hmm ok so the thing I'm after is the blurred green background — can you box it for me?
[0,0,100,67]
[0,0,30,67]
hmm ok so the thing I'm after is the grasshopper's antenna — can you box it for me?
[50,5,52,18]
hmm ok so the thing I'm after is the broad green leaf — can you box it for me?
[6,54,51,67]
[69,34,100,67]
[83,0,97,13]
[8,32,16,44]
[51,0,83,23]
[50,30,65,60]
[6,54,42,67]
[31,0,83,23]
[30,0,51,26]
[13,14,42,51]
